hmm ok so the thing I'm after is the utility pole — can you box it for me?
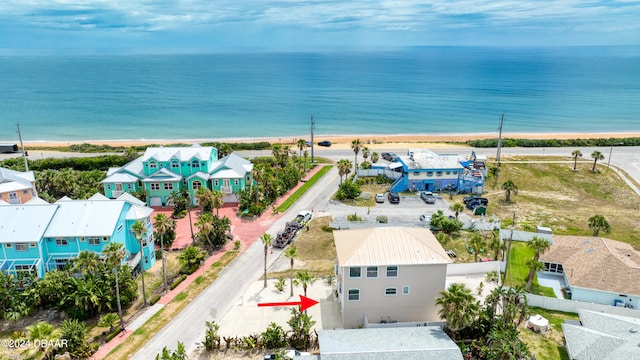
[17,123,29,171]
[310,115,315,163]
[502,212,516,284]
[495,113,504,185]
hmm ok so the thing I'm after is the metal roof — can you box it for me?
[318,327,462,360]
[141,168,183,182]
[44,200,126,238]
[208,154,252,179]
[334,227,451,267]
[101,172,140,183]
[0,205,58,243]
[141,144,214,162]
[126,205,153,220]
[400,149,465,170]
[117,192,146,206]
[25,197,49,205]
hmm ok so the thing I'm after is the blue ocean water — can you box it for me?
[1,46,639,142]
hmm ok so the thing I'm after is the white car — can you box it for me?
[420,214,431,223]
[375,193,385,203]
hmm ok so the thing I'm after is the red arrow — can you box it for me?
[258,295,319,311]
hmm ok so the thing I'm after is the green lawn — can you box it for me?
[504,242,555,297]
[277,165,332,212]
[520,307,579,360]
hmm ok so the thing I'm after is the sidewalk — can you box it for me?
[90,164,328,359]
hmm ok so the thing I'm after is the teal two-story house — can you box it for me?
[0,193,155,279]
[102,144,253,205]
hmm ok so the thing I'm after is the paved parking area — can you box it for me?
[217,279,341,337]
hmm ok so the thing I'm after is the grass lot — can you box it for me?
[104,250,238,360]
[269,215,337,278]
[449,159,640,247]
[520,307,579,360]
[277,165,332,212]
[503,242,556,297]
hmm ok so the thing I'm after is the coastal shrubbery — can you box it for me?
[466,137,640,148]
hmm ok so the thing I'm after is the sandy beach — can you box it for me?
[19,131,640,150]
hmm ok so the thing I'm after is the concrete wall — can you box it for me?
[447,261,501,276]
[342,263,447,328]
[357,168,402,179]
[570,287,640,309]
[526,293,640,319]
[499,229,553,244]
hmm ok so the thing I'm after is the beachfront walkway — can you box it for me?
[90,164,327,359]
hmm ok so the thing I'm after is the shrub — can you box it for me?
[262,322,287,349]
[376,215,388,223]
[150,294,162,305]
[170,275,187,290]
[336,181,361,200]
[320,225,336,232]
[347,213,362,222]
[234,240,242,251]
[274,276,286,292]
[104,328,121,342]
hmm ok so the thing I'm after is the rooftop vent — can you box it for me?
[630,328,638,333]
[586,248,595,253]
[581,240,591,245]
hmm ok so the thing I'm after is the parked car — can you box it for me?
[419,214,431,222]
[304,140,312,146]
[463,196,488,205]
[375,193,385,203]
[381,152,398,161]
[388,192,400,204]
[420,191,436,204]
[317,140,332,147]
[265,350,311,359]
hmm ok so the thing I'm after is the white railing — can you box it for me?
[112,190,124,197]
[220,186,232,194]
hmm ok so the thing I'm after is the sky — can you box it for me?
[0,0,639,53]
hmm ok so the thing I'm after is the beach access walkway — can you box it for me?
[90,164,328,360]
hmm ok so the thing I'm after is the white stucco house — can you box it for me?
[333,226,451,328]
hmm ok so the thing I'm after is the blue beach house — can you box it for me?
[102,144,253,205]
[0,193,155,279]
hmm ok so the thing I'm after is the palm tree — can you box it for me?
[98,313,119,332]
[524,236,552,292]
[371,152,379,164]
[303,150,309,171]
[351,139,362,172]
[211,189,224,216]
[591,150,604,172]
[469,233,486,262]
[297,139,306,171]
[195,187,214,213]
[588,214,611,236]
[23,321,63,360]
[450,203,464,219]
[72,251,101,275]
[260,233,272,288]
[284,246,298,297]
[153,213,173,291]
[501,180,518,203]
[488,232,502,261]
[337,159,352,184]
[131,220,149,307]
[362,146,370,163]
[293,271,317,298]
[571,149,582,171]
[103,242,126,328]
[195,212,215,244]
[435,232,451,249]
[178,246,205,272]
[435,283,479,341]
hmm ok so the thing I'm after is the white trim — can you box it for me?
[386,265,399,278]
[385,287,398,296]
[347,288,360,302]
[402,285,410,295]
[366,266,378,279]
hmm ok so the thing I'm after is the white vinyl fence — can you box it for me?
[526,293,640,319]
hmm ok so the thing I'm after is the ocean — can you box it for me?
[1,46,639,142]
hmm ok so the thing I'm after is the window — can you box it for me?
[150,183,160,190]
[149,161,157,169]
[191,160,200,168]
[107,184,112,190]
[192,181,202,190]
[117,224,124,233]
[234,179,239,186]
[29,243,36,248]
[366,266,378,278]
[436,171,443,177]
[349,267,361,278]
[171,160,180,168]
[386,266,398,278]
[55,238,68,246]
[15,243,28,251]
[427,171,433,177]
[15,265,36,274]
[385,288,397,296]
[446,171,451,175]
[348,289,360,301]
[80,237,86,242]
[54,259,69,271]
[88,237,100,245]
[214,179,219,186]
[402,286,410,295]
[103,236,109,242]
[6,243,12,248]
[164,183,173,190]
[414,172,420,175]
